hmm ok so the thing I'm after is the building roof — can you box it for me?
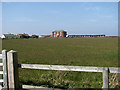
[52,30,67,32]
[3,34,16,37]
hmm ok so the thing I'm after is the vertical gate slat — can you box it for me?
[2,50,8,89]
[103,67,109,89]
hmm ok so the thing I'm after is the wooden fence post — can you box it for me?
[2,50,8,89]
[7,50,19,89]
[103,67,109,89]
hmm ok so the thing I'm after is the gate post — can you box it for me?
[103,67,109,89]
[7,50,19,89]
[2,50,8,88]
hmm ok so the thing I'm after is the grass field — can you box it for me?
[2,37,118,88]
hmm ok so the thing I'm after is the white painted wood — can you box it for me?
[2,50,8,88]
[0,85,2,90]
[21,64,104,72]
[0,63,3,66]
[20,64,120,73]
[22,85,46,88]
[0,53,3,89]
[0,71,3,74]
[103,68,109,88]
[22,85,63,90]
[7,50,19,89]
[109,67,120,73]
[0,79,3,83]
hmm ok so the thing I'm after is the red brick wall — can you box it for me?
[62,32,64,37]
[58,32,60,37]
[17,35,20,38]
[52,32,54,37]
[55,32,57,37]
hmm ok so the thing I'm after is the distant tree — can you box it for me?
[31,35,39,38]
[20,35,30,38]
[20,35,25,38]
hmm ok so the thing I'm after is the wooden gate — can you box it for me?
[0,50,8,89]
[0,50,120,89]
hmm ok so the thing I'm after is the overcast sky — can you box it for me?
[2,2,118,36]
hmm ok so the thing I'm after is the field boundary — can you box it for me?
[20,64,119,73]
[1,50,120,89]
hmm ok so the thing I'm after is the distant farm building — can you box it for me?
[17,34,29,38]
[1,34,16,39]
[68,35,105,38]
[52,30,67,37]
[39,35,51,38]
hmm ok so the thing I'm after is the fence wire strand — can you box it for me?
[109,73,120,88]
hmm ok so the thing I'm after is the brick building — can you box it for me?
[52,30,67,37]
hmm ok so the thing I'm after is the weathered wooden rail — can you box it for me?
[20,64,120,73]
[0,50,120,89]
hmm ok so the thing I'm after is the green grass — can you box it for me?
[2,37,118,88]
